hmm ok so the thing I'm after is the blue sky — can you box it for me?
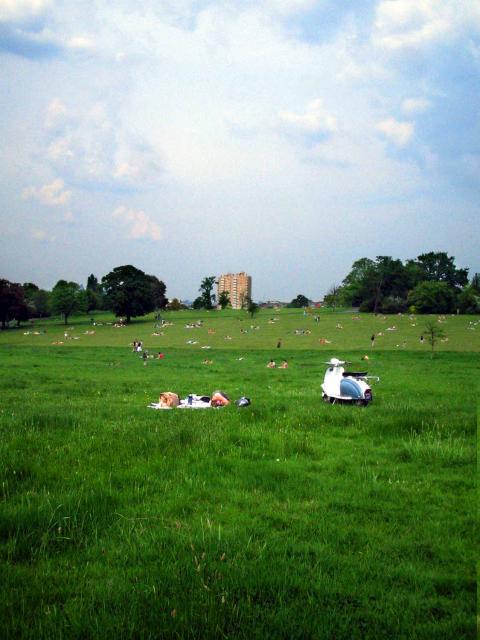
[0,0,478,301]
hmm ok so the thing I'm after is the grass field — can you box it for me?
[0,309,478,639]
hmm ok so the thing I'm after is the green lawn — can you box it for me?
[0,309,477,638]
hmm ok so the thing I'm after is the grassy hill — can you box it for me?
[0,309,477,638]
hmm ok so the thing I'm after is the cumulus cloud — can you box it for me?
[261,0,318,16]
[376,118,414,147]
[372,0,480,51]
[112,206,162,241]
[402,97,432,114]
[23,179,71,206]
[43,100,162,189]
[0,0,51,23]
[278,98,337,135]
[66,35,94,50]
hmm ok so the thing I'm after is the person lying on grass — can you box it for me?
[151,390,230,409]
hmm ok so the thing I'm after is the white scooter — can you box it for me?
[321,358,379,406]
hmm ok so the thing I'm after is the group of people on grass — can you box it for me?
[149,390,251,410]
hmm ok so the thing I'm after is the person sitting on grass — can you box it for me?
[279,359,288,369]
[267,359,276,368]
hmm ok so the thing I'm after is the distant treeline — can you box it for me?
[2,253,479,328]
[0,265,167,328]
[323,252,479,315]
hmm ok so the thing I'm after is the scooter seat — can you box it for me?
[343,371,367,378]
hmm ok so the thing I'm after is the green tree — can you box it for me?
[341,258,376,307]
[470,273,480,293]
[342,256,407,312]
[407,281,456,314]
[86,274,104,312]
[246,297,259,318]
[457,288,480,314]
[146,275,167,311]
[22,282,51,317]
[32,289,50,317]
[102,265,158,324]
[424,320,445,356]
[218,290,230,309]
[50,280,86,325]
[287,294,310,308]
[198,276,216,310]
[413,252,469,289]
[167,298,184,311]
[323,284,341,309]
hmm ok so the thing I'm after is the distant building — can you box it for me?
[217,272,252,310]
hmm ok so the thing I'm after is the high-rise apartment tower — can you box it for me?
[217,272,252,310]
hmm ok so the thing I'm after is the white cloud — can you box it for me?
[112,206,162,241]
[261,0,318,16]
[43,100,162,188]
[0,0,51,22]
[45,98,69,130]
[372,0,480,51]
[66,36,94,50]
[278,98,337,134]
[376,118,414,147]
[402,97,432,114]
[23,179,71,206]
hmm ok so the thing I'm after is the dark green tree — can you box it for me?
[246,297,259,318]
[85,274,104,312]
[102,265,157,324]
[0,279,28,329]
[287,294,310,308]
[457,288,480,314]
[146,275,167,311]
[198,276,216,310]
[470,273,480,293]
[341,258,376,307]
[50,280,86,325]
[218,290,230,309]
[407,281,456,314]
[342,256,407,312]
[32,289,50,317]
[413,252,469,289]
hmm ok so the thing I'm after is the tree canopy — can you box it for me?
[50,280,86,325]
[0,279,28,329]
[102,265,163,323]
[218,290,230,310]
[287,294,310,308]
[197,276,216,310]
[337,252,472,314]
